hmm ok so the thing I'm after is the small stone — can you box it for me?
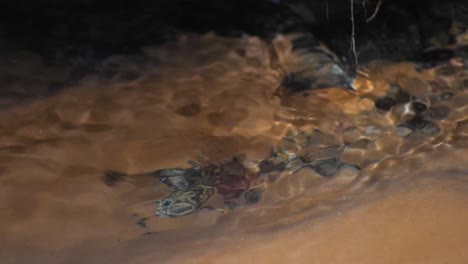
[258,158,285,174]
[403,115,441,136]
[394,89,411,103]
[375,96,397,111]
[395,125,413,137]
[216,174,249,198]
[412,102,427,113]
[311,158,341,177]
[244,189,261,204]
[420,122,441,136]
[281,72,312,92]
[159,169,191,190]
[405,115,429,130]
[426,105,450,120]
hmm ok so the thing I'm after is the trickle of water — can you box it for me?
[1,33,467,263]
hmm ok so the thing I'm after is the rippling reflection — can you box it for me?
[1,33,467,263]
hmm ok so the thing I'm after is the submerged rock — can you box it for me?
[412,102,428,113]
[311,158,342,177]
[425,105,451,120]
[244,189,262,204]
[375,96,397,111]
[156,184,214,217]
[277,33,355,96]
[375,87,412,111]
[401,115,441,136]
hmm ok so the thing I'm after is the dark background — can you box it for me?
[0,0,467,65]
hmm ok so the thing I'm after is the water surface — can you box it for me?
[1,33,467,263]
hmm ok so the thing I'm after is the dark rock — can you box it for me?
[281,72,313,92]
[311,158,341,177]
[215,159,249,199]
[403,115,441,136]
[375,96,397,111]
[405,115,431,130]
[426,105,450,120]
[258,157,285,174]
[216,176,249,198]
[244,189,261,204]
[420,121,441,136]
[394,89,412,103]
[412,101,427,113]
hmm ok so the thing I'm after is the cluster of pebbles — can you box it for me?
[103,33,466,219]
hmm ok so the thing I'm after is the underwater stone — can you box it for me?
[158,164,209,190]
[395,125,413,137]
[375,96,397,111]
[412,101,428,113]
[394,89,411,103]
[403,115,441,136]
[426,105,450,120]
[311,158,341,177]
[405,115,430,130]
[258,157,285,174]
[281,72,313,92]
[244,189,261,204]
[420,121,441,136]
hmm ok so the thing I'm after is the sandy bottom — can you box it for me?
[6,160,468,264]
[172,179,468,264]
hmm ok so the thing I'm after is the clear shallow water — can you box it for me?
[1,33,467,263]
